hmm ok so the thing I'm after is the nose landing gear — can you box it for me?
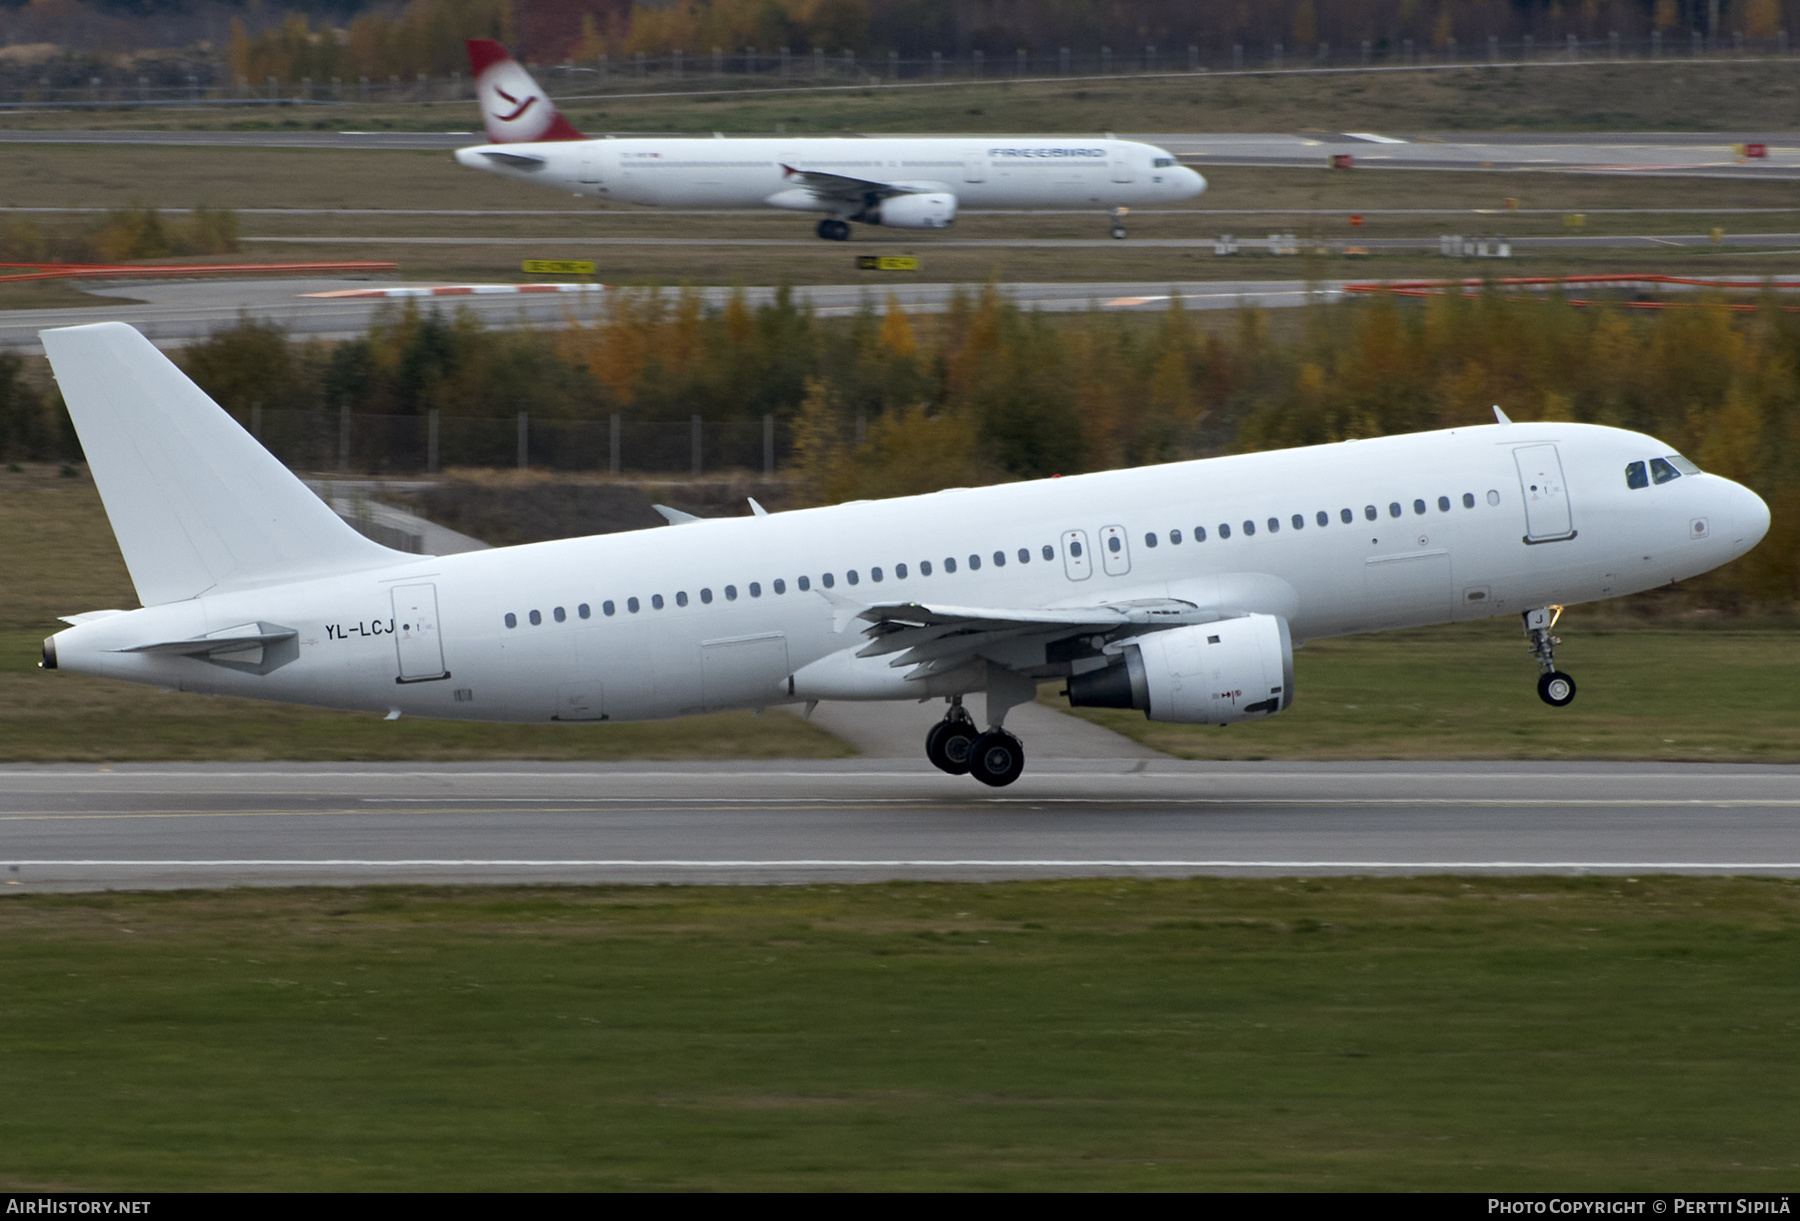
[1109,206,1129,240]
[1525,606,1577,707]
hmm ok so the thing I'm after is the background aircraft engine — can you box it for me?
[1066,614,1294,724]
[866,192,957,228]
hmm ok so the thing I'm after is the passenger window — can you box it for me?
[1413,499,1426,515]
[1462,492,1476,508]
[602,600,615,616]
[992,551,1005,567]
[1145,532,1158,548]
[529,609,542,625]
[846,570,859,585]
[1389,502,1402,518]
[1243,520,1256,536]
[725,585,738,600]
[1341,508,1353,523]
[1017,548,1030,563]
[1364,505,1377,521]
[554,606,566,622]
[749,582,761,597]
[651,595,664,610]
[1293,514,1305,530]
[1626,461,1648,489]
[578,603,590,619]
[1316,511,1328,527]
[1066,543,1079,559]
[1487,490,1501,505]
[1218,523,1231,538]
[1041,544,1055,561]
[968,554,981,570]
[1649,457,1681,485]
[700,588,713,604]
[920,561,933,576]
[504,612,517,628]
[627,597,640,613]
[773,579,786,594]
[1170,529,1183,544]
[822,573,835,588]
[797,576,810,591]
[1107,536,1122,553]
[896,563,908,579]
[1194,526,1207,542]
[1267,517,1279,533]
[675,591,688,607]
[1437,496,1451,512]
[872,567,884,582]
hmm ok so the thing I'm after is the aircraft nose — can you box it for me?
[1731,480,1771,551]
[1183,166,1207,197]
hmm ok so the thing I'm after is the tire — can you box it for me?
[1537,670,1577,707]
[968,729,1025,787]
[817,218,850,241]
[926,719,977,775]
[1110,226,1128,240]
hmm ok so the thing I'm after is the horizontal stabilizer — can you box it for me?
[118,623,298,656]
[41,322,403,606]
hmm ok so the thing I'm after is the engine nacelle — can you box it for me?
[1066,615,1294,724]
[864,192,957,229]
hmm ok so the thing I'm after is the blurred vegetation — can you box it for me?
[7,282,1794,607]
[0,205,238,265]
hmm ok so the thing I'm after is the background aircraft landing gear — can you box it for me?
[1524,606,1576,707]
[816,218,851,241]
[968,729,1025,788]
[925,699,978,775]
[1109,206,1129,240]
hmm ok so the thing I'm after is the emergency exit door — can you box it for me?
[1514,444,1576,543]
[391,583,449,683]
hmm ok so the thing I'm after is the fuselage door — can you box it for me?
[391,582,448,683]
[1099,524,1131,576]
[576,143,602,185]
[1111,154,1135,183]
[963,153,986,183]
[1513,443,1576,542]
[1061,529,1092,580]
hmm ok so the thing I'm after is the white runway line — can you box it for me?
[11,859,1800,870]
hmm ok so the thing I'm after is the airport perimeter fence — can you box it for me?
[244,407,789,478]
[2,33,1795,107]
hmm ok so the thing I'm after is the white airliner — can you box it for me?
[451,39,1205,240]
[39,323,1770,786]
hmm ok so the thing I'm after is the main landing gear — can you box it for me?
[926,695,1026,787]
[1525,606,1577,707]
[816,218,851,241]
[1109,206,1129,240]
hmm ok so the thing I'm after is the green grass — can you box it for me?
[2,877,1797,1190]
[5,59,1800,135]
[1056,616,1800,762]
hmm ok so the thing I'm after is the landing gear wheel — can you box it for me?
[1110,225,1128,240]
[1537,670,1577,707]
[926,718,978,775]
[968,730,1025,788]
[816,218,851,241]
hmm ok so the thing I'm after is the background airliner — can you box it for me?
[452,39,1205,240]
[38,323,1769,787]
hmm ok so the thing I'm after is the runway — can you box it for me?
[2,127,1794,177]
[0,278,1343,352]
[4,760,1798,891]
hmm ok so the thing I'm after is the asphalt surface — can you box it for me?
[3,761,1797,891]
[0,278,1348,351]
[3,127,1795,177]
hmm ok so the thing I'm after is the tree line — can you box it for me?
[1,284,1793,606]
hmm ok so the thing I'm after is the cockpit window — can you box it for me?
[1153,157,1177,168]
[1649,457,1682,485]
[1666,453,1702,476]
[1625,461,1648,490]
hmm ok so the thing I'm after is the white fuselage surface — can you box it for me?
[49,421,1768,729]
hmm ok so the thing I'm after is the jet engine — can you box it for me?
[1066,614,1294,724]
[863,192,957,228]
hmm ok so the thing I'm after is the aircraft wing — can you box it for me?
[851,597,1222,678]
[778,164,922,204]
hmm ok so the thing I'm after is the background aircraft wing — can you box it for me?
[779,165,919,205]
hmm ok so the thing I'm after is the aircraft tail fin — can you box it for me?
[465,39,586,143]
[41,322,404,607]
